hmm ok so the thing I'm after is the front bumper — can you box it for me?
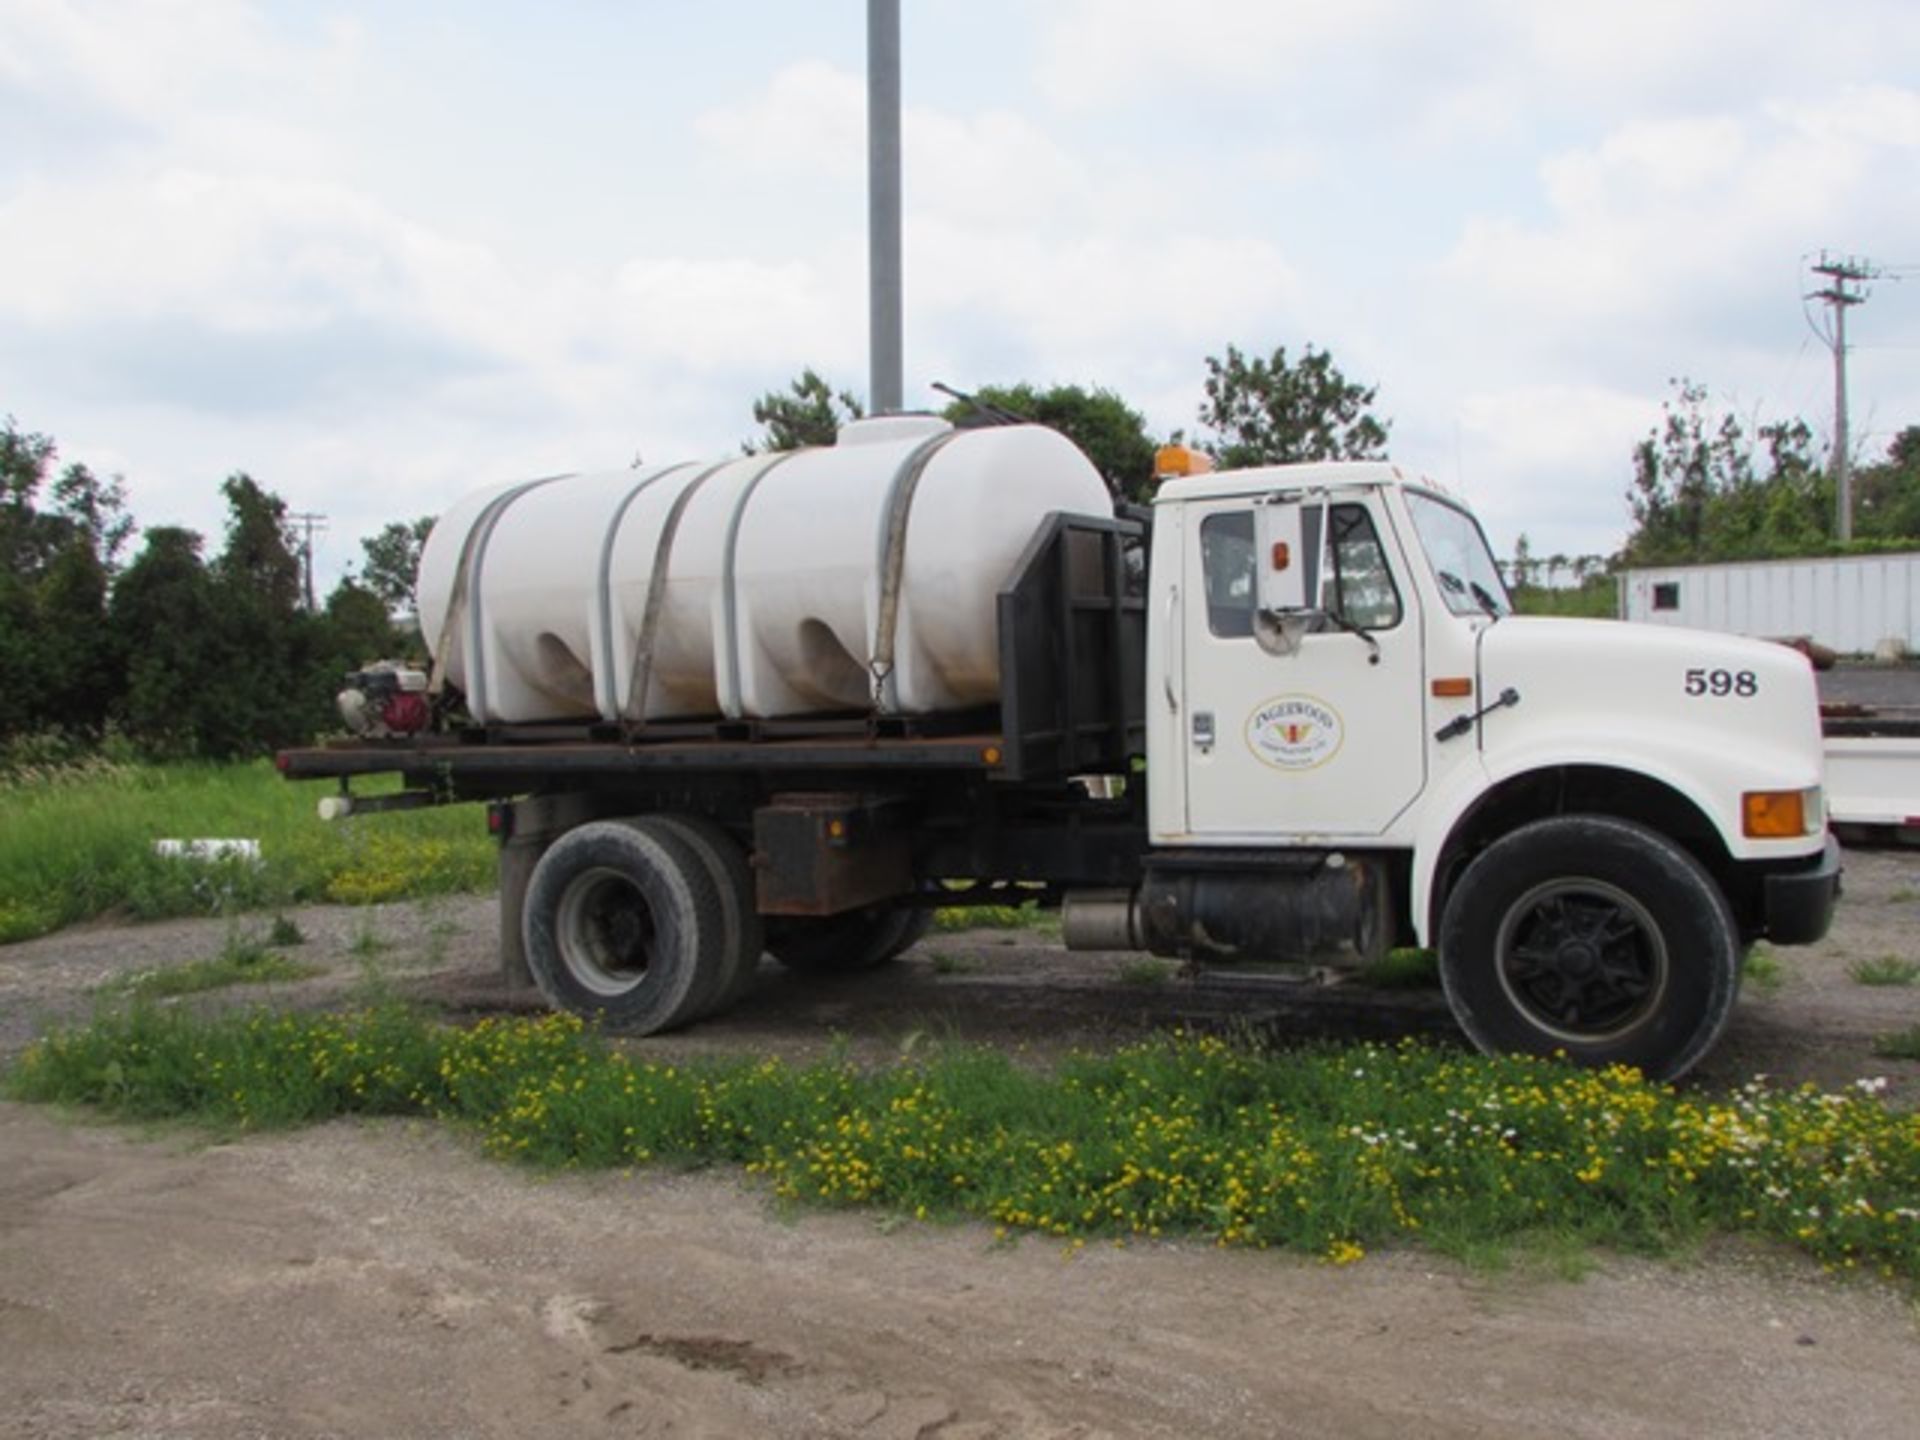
[1762,835,1842,946]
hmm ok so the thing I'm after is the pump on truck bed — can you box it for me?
[280,418,1840,1080]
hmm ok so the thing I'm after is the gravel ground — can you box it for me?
[2,846,1919,1438]
[1818,662,1920,713]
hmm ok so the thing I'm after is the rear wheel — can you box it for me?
[644,815,764,1016]
[1438,815,1739,1081]
[766,898,928,975]
[521,819,725,1033]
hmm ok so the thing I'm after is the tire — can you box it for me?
[765,899,926,975]
[1437,815,1739,1082]
[644,815,764,1016]
[892,904,935,954]
[521,819,727,1034]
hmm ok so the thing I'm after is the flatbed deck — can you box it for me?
[278,730,1013,783]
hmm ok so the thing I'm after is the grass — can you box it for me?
[1742,945,1786,998]
[1851,956,1920,987]
[349,917,390,958]
[1876,1027,1920,1061]
[1118,958,1175,987]
[8,1009,1920,1284]
[100,931,324,1000]
[933,902,1059,934]
[1361,947,1440,990]
[0,758,495,944]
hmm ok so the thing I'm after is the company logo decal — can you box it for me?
[1246,694,1345,771]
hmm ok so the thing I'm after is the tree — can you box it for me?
[939,382,1159,500]
[206,474,330,752]
[0,421,131,740]
[744,369,864,453]
[214,473,302,612]
[111,527,225,755]
[1623,381,1833,566]
[0,421,58,736]
[1854,425,1920,542]
[1196,343,1390,468]
[357,515,436,619]
[1510,533,1536,590]
[319,576,404,674]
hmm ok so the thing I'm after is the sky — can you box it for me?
[4,0,1918,587]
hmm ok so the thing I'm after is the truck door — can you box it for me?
[1180,495,1427,838]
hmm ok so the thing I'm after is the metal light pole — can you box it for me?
[867,0,903,414]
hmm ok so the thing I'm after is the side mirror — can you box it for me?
[1254,499,1325,614]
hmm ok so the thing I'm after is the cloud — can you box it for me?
[1035,0,1401,110]
[1043,1,1920,104]
[694,59,865,186]
[6,2,1916,583]
[1437,88,1920,367]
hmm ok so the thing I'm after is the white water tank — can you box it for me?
[414,419,1113,724]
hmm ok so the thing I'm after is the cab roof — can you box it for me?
[1154,460,1437,506]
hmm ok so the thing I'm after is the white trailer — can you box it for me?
[1619,552,1920,656]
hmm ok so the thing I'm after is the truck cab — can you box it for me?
[1118,461,1839,1076]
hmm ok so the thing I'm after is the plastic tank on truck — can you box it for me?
[414,417,1114,724]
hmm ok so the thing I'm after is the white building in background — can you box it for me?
[1618,552,1920,655]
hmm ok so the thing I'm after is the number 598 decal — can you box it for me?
[1684,668,1758,698]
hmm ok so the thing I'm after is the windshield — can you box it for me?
[1403,490,1511,617]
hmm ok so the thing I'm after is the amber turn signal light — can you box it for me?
[1743,787,1820,838]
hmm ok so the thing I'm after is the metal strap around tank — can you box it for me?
[621,459,733,730]
[428,473,573,721]
[594,462,698,721]
[717,450,801,719]
[869,430,966,711]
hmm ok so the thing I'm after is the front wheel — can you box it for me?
[1438,815,1739,1081]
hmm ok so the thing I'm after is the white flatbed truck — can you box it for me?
[282,440,1840,1081]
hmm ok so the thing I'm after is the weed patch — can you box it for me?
[1875,1027,1920,1061]
[1743,946,1786,997]
[1850,956,1920,987]
[14,1012,1915,1283]
[1361,947,1439,990]
[101,933,324,1000]
[1118,959,1175,987]
[933,904,1058,934]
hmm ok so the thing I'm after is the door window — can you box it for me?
[1198,504,1400,637]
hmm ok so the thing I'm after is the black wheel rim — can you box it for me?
[1494,878,1669,1044]
[556,866,657,997]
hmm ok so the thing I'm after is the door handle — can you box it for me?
[1163,584,1180,712]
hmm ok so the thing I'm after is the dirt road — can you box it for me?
[3,847,1919,1438]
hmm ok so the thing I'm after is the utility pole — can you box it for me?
[288,510,328,611]
[1807,252,1879,543]
[867,0,903,415]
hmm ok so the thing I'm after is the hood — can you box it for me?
[1475,616,1824,791]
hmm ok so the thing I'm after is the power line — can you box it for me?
[1805,251,1880,543]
